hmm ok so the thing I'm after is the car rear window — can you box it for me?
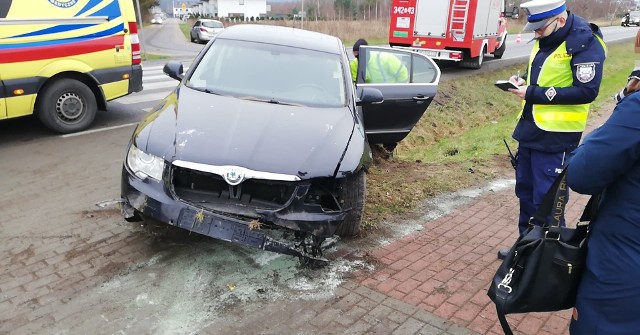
[188,39,347,108]
[202,21,223,28]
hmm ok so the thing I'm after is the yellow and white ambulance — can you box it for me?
[0,0,143,133]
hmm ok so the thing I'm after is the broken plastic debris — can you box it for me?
[227,283,236,291]
[95,199,123,208]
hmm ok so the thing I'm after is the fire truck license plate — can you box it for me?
[425,51,438,57]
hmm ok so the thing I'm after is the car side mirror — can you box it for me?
[356,87,384,106]
[509,7,519,19]
[163,61,184,81]
[503,6,518,19]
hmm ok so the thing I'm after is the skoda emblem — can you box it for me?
[224,167,244,185]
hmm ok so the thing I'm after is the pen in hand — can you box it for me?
[511,70,521,86]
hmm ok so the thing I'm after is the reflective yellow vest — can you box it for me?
[520,35,606,132]
[350,52,408,84]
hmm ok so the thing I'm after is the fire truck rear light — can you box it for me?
[450,53,462,60]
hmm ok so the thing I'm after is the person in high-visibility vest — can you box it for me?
[350,38,408,84]
[497,0,606,260]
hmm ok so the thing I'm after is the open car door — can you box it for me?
[356,46,441,150]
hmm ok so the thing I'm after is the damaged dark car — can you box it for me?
[121,24,440,263]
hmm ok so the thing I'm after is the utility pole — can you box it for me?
[301,0,304,29]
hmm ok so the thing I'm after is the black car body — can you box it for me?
[121,25,440,262]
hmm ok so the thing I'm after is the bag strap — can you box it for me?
[495,286,515,335]
[580,193,601,222]
[529,168,568,231]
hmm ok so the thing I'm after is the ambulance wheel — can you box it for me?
[334,169,366,237]
[37,79,97,134]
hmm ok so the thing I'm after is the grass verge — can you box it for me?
[362,41,636,230]
[141,52,169,61]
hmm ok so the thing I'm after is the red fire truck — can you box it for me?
[388,0,519,69]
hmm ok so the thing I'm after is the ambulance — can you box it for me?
[0,0,143,133]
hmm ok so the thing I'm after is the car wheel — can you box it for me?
[382,142,397,152]
[190,32,195,42]
[37,78,97,133]
[334,169,366,237]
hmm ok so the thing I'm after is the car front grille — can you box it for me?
[171,166,297,211]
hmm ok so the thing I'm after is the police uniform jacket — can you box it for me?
[567,90,640,320]
[513,13,606,153]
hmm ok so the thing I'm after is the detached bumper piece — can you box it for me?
[177,208,330,264]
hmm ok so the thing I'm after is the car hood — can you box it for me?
[136,87,358,178]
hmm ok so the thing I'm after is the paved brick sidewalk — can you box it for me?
[351,185,589,335]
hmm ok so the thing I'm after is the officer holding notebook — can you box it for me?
[497,0,607,260]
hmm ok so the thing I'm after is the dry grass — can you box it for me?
[215,19,391,45]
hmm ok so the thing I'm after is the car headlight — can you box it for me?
[126,145,164,181]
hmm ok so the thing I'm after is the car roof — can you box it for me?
[216,24,343,54]
[199,19,222,22]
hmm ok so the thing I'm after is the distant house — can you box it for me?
[190,0,267,19]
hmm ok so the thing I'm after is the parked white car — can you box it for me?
[190,19,224,43]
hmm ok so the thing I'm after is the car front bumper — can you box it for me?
[121,165,346,260]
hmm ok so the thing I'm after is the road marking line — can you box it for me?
[116,91,169,104]
[143,81,179,90]
[61,123,138,138]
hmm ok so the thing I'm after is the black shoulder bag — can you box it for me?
[487,168,598,335]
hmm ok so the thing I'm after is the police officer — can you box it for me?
[350,38,408,84]
[498,0,607,260]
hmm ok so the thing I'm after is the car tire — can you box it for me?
[190,32,195,42]
[334,169,366,237]
[37,78,97,133]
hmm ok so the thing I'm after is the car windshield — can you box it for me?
[202,21,223,28]
[187,39,347,108]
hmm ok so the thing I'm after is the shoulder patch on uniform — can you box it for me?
[545,87,557,101]
[576,63,596,83]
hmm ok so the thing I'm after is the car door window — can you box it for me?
[357,48,438,85]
